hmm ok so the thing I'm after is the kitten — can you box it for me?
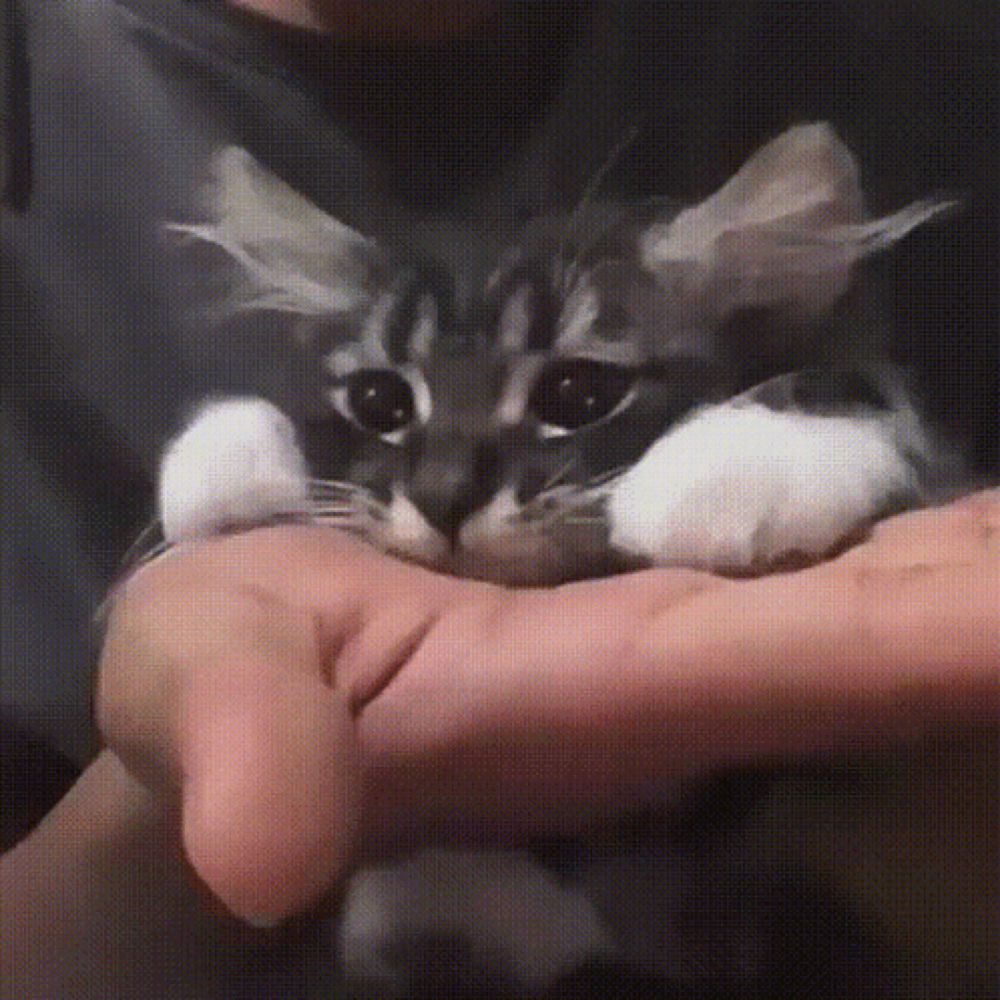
[158,123,957,992]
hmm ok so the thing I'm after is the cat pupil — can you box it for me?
[347,369,415,434]
[529,358,633,430]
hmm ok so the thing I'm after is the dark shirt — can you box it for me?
[2,0,997,835]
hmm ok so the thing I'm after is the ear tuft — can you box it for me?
[640,123,957,319]
[642,123,863,268]
[166,147,378,318]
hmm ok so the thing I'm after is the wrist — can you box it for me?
[1,752,267,997]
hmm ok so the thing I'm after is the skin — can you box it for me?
[100,490,1000,898]
[3,492,998,996]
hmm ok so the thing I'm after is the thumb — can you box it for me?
[98,557,364,927]
[179,660,359,925]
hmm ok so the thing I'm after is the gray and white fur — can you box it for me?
[158,123,957,992]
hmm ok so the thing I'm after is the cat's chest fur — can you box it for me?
[156,123,957,992]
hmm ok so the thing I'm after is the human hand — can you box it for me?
[96,491,1000,926]
[95,525,719,923]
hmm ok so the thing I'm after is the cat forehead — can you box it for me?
[398,244,668,354]
[313,249,555,360]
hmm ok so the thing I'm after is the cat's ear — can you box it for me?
[639,123,956,319]
[167,147,379,318]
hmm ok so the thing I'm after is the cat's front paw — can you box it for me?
[338,850,614,995]
[607,399,921,573]
[158,397,309,542]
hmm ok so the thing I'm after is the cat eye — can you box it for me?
[345,368,416,435]
[529,359,634,432]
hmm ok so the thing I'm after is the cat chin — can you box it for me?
[375,536,573,587]
[457,532,566,587]
[448,551,568,587]
[351,485,590,586]
[449,488,614,586]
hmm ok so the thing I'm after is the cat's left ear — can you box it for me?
[639,123,957,320]
[167,147,381,319]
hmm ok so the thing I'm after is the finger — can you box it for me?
[98,567,361,923]
[358,516,999,839]
[355,567,728,838]
[179,660,358,924]
[850,489,1000,569]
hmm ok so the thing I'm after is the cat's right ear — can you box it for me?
[638,123,956,323]
[166,147,380,320]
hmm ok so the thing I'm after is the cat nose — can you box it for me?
[408,439,499,544]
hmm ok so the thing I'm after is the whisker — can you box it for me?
[312,513,360,526]
[309,476,370,489]
[540,456,579,495]
[585,465,629,490]
[528,464,624,515]
[95,528,172,626]
[118,518,165,568]
[309,480,363,500]
[308,478,390,524]
[555,126,641,295]
[309,481,355,491]
[309,506,356,519]
[310,490,353,503]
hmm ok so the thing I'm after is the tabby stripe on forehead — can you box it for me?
[385,266,453,364]
[487,265,557,353]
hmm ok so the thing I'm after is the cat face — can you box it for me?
[294,252,733,583]
[166,125,952,583]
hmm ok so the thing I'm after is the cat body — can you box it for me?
[157,123,957,992]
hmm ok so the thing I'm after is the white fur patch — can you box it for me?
[498,284,535,353]
[407,294,439,360]
[338,849,614,993]
[158,397,309,542]
[607,402,916,571]
[360,292,396,363]
[496,356,546,427]
[378,491,449,565]
[401,364,433,426]
[554,280,600,351]
[325,349,360,379]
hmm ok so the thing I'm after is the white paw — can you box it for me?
[338,850,614,994]
[607,401,917,572]
[158,397,309,542]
